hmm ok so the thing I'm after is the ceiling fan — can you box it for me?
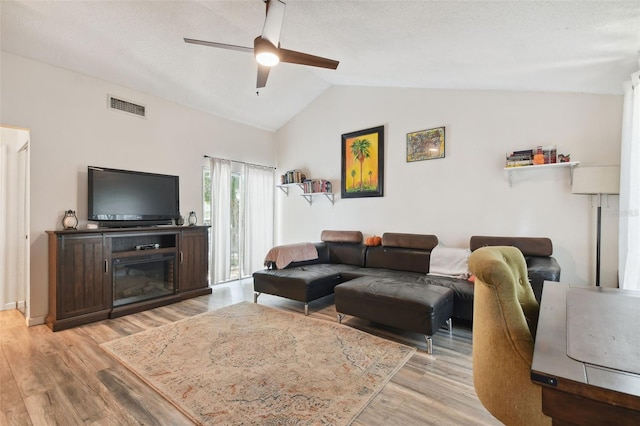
[184,0,339,89]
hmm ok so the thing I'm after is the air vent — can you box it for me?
[108,95,146,118]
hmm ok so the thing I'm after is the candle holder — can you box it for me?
[62,210,78,230]
[188,211,197,226]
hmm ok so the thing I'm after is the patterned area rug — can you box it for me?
[101,302,416,425]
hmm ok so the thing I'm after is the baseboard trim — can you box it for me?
[28,316,45,327]
[3,302,18,311]
[2,301,26,311]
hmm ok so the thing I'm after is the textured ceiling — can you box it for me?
[2,1,639,131]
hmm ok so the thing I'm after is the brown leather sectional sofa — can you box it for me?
[252,230,561,352]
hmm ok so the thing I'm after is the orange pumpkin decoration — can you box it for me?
[365,236,382,246]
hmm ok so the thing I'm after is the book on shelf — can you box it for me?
[281,169,306,184]
[302,179,332,193]
[505,150,533,168]
[542,145,557,164]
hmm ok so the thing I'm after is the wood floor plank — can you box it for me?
[87,408,141,426]
[57,328,117,372]
[2,347,57,398]
[0,309,25,332]
[96,367,192,425]
[23,323,66,357]
[74,321,128,346]
[0,407,33,426]
[0,279,502,425]
[0,347,32,425]
[22,385,85,426]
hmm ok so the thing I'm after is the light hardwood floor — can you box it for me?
[0,279,501,425]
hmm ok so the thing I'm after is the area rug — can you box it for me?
[100,302,416,425]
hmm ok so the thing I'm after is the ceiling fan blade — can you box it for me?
[184,38,254,53]
[278,48,339,69]
[262,0,286,46]
[257,64,271,88]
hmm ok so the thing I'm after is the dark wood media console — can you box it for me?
[46,226,211,331]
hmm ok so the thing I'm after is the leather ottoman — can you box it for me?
[335,276,454,354]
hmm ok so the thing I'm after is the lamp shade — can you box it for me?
[572,166,620,195]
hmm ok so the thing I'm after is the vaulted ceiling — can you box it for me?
[2,1,639,131]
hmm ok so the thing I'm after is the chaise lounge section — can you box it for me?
[253,230,366,315]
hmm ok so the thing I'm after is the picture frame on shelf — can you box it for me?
[406,126,445,162]
[341,125,384,198]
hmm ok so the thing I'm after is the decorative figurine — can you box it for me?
[188,211,197,226]
[62,210,78,230]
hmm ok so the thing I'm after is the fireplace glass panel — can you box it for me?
[113,254,175,307]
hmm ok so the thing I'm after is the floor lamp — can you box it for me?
[572,166,620,286]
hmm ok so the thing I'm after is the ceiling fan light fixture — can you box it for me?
[254,36,280,67]
[256,51,280,66]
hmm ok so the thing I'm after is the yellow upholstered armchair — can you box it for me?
[468,246,551,426]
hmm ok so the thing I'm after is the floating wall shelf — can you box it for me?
[277,183,335,206]
[504,161,580,187]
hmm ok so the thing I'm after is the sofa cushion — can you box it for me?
[382,232,438,250]
[327,243,367,266]
[342,267,426,282]
[364,246,431,274]
[256,263,360,282]
[253,264,360,303]
[420,274,475,321]
[321,230,363,243]
[470,236,553,257]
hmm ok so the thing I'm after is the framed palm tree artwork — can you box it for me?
[341,125,384,198]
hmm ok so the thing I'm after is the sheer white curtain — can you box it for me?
[209,157,232,284]
[619,66,640,290]
[241,164,274,276]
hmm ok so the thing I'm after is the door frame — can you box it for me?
[18,138,31,319]
[0,125,31,324]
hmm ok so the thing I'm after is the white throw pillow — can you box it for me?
[428,244,471,279]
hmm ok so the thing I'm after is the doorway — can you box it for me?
[203,157,274,285]
[202,165,243,282]
[230,171,241,280]
[0,126,30,322]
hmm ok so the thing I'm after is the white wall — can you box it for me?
[275,86,623,288]
[1,52,276,324]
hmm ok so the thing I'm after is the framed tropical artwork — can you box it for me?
[406,126,445,162]
[341,125,384,198]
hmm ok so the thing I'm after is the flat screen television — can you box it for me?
[88,166,180,227]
